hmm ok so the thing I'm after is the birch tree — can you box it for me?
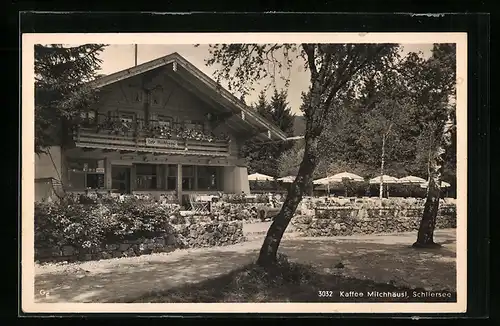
[356,68,415,203]
[204,43,399,266]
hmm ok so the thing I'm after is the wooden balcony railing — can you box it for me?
[73,118,231,157]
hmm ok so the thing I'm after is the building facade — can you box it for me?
[35,52,287,202]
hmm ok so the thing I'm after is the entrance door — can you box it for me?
[111,166,131,194]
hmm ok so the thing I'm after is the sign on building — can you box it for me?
[145,138,179,147]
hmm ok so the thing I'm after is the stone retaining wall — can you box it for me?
[35,221,244,263]
[292,206,456,237]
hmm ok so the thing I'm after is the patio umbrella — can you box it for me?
[277,176,296,183]
[419,181,452,188]
[398,176,427,184]
[398,175,426,198]
[313,176,335,185]
[248,173,274,181]
[369,175,400,184]
[314,172,364,184]
[369,175,399,200]
[313,176,335,196]
[314,172,364,196]
[330,172,365,182]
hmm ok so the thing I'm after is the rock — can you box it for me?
[334,223,341,230]
[81,253,92,261]
[105,244,119,251]
[119,243,130,251]
[154,237,166,246]
[49,246,62,257]
[61,245,75,256]
[36,248,54,259]
[101,252,113,260]
[166,234,177,245]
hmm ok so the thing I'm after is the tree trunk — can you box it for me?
[413,175,441,248]
[257,135,320,267]
[413,117,453,248]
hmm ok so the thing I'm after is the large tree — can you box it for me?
[35,44,106,154]
[406,44,456,248]
[204,43,399,266]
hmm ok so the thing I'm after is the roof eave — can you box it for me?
[89,54,178,89]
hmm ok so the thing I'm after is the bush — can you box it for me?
[35,195,181,251]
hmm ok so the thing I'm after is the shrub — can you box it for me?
[35,195,181,251]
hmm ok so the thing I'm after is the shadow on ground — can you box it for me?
[124,256,457,303]
[35,247,259,303]
[34,230,456,303]
[278,238,456,293]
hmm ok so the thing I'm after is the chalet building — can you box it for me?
[35,52,287,203]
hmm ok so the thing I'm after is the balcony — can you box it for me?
[72,118,231,157]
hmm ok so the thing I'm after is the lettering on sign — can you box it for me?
[146,138,178,147]
[96,168,105,173]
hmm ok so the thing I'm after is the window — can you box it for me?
[86,173,104,189]
[112,166,130,193]
[165,164,177,190]
[197,166,221,191]
[135,164,158,190]
[67,159,105,190]
[79,111,97,127]
[182,165,195,190]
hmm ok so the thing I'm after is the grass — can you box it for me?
[124,254,457,303]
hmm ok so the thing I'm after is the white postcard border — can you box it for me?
[21,32,468,314]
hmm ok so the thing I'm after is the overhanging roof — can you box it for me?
[89,52,287,142]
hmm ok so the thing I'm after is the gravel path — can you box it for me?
[33,229,456,303]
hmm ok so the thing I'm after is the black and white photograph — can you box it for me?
[22,32,467,313]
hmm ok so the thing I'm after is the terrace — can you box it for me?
[72,116,232,157]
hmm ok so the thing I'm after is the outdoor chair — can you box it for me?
[189,194,210,213]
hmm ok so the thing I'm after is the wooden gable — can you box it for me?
[90,52,288,142]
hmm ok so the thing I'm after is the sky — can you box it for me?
[96,44,433,115]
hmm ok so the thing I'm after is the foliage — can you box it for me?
[267,89,296,137]
[288,46,457,186]
[35,195,180,250]
[35,44,106,153]
[395,45,456,179]
[98,118,231,142]
[240,89,295,176]
[277,139,305,177]
[217,193,271,204]
[313,54,419,179]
